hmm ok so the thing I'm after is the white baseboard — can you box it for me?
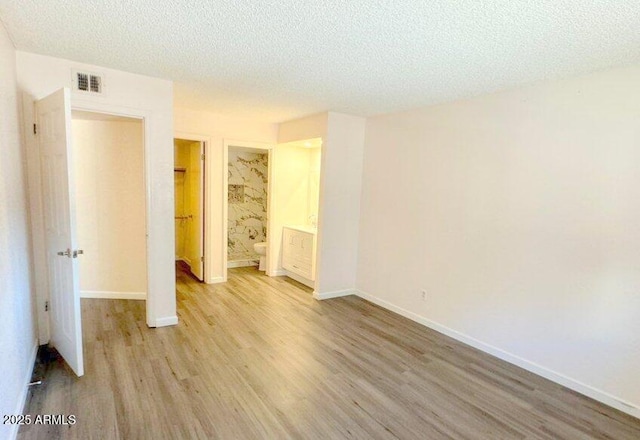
[153,316,179,327]
[81,291,146,300]
[313,289,356,300]
[269,269,287,277]
[227,260,258,268]
[283,270,314,288]
[10,340,38,440]
[355,289,640,420]
[206,276,225,284]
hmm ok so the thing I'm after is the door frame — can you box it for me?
[25,97,157,341]
[223,139,274,281]
[174,131,211,283]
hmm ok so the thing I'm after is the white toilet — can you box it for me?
[253,242,267,271]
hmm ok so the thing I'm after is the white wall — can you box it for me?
[278,113,327,144]
[0,25,38,440]
[17,51,176,329]
[276,112,366,296]
[174,107,278,282]
[72,117,147,297]
[308,147,321,224]
[357,65,640,417]
[315,113,366,296]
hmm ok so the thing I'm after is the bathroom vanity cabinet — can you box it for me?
[282,226,316,285]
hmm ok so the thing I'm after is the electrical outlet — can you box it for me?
[421,290,427,301]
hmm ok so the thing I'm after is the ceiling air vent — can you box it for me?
[72,70,104,94]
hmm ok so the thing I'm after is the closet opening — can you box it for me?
[174,138,206,281]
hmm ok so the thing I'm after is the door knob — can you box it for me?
[57,249,71,257]
[73,250,84,258]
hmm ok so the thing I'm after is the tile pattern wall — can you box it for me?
[228,149,268,260]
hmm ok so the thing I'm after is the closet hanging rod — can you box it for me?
[174,167,187,173]
[175,215,192,220]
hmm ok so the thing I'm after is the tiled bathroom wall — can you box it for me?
[228,149,268,261]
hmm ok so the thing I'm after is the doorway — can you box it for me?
[174,138,205,281]
[223,140,273,280]
[31,88,168,376]
[72,111,148,299]
[227,146,270,269]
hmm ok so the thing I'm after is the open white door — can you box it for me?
[186,140,204,281]
[192,141,204,281]
[37,88,84,376]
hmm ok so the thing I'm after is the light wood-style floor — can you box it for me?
[20,266,640,439]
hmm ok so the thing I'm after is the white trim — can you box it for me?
[227,260,258,268]
[69,101,156,328]
[207,276,225,284]
[283,270,315,288]
[269,269,287,277]
[81,291,146,300]
[225,138,276,150]
[223,142,228,282]
[313,289,355,300]
[9,341,38,440]
[153,316,178,327]
[355,289,640,420]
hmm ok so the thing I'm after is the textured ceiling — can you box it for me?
[1,1,639,122]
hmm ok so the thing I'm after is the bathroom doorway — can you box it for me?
[224,140,273,277]
[174,138,205,281]
[227,145,270,269]
[269,138,322,289]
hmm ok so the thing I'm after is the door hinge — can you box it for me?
[201,153,205,161]
[33,123,37,135]
[200,256,204,262]
[45,300,49,312]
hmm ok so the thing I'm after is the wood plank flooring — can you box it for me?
[19,266,640,439]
